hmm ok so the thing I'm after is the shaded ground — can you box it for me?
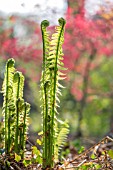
[1,135,113,169]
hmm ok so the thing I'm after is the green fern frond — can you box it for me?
[13,71,24,99]
[48,17,66,110]
[41,18,67,169]
[2,58,15,154]
[54,120,69,162]
[48,19,66,162]
[2,58,30,156]
[2,58,15,94]
[41,20,50,70]
[21,102,30,158]
[41,20,53,168]
[13,72,25,153]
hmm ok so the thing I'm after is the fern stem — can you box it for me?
[41,20,50,168]
[15,74,20,153]
[5,65,9,154]
[8,111,11,153]
[51,19,65,165]
[44,83,49,160]
[15,99,19,153]
[41,22,46,162]
[21,102,27,158]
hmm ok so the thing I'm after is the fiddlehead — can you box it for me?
[2,59,30,158]
[48,18,66,164]
[41,20,50,167]
[13,72,24,153]
[2,58,15,154]
[41,18,68,169]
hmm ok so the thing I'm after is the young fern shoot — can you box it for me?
[13,72,24,153]
[2,59,15,154]
[2,58,30,158]
[40,20,50,165]
[41,18,69,169]
[48,18,66,166]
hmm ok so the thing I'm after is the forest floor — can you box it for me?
[62,135,113,170]
[1,135,113,169]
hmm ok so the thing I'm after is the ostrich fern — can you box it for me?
[2,59,15,154]
[41,18,69,169]
[2,59,30,158]
[1,18,69,169]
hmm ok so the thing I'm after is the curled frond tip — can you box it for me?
[41,20,49,28]
[7,58,15,67]
[58,18,66,26]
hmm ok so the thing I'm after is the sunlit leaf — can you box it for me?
[15,153,21,162]
[36,139,42,145]
[108,149,113,159]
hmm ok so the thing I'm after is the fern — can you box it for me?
[13,72,24,153]
[48,18,66,164]
[2,18,68,168]
[2,58,15,154]
[2,59,30,157]
[54,120,69,162]
[41,20,50,165]
[13,71,24,99]
[13,72,30,156]
[21,102,30,157]
[41,18,69,169]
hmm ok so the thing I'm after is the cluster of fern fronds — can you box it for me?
[2,58,30,158]
[0,17,69,169]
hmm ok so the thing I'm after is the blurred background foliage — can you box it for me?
[1,0,113,145]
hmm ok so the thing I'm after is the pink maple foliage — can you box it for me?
[63,0,113,101]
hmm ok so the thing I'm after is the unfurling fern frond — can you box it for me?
[2,58,30,157]
[2,58,15,154]
[22,102,30,149]
[19,101,30,158]
[48,18,66,166]
[13,71,30,156]
[13,72,25,153]
[41,18,68,169]
[2,59,15,94]
[48,18,66,117]
[41,20,50,68]
[40,20,51,165]
[54,120,69,162]
[13,71,24,99]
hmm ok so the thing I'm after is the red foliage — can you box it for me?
[0,17,42,81]
[1,2,113,99]
[63,1,113,100]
